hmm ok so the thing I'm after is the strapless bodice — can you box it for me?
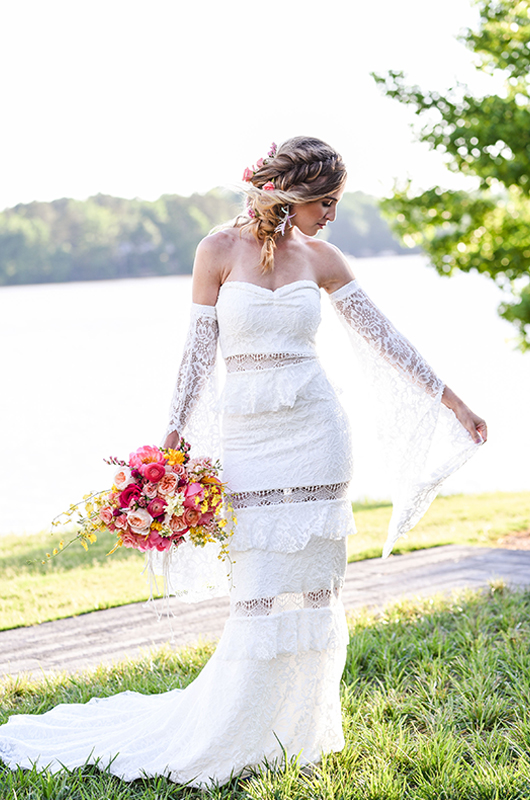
[216,280,321,359]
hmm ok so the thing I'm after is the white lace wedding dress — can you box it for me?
[0,279,479,787]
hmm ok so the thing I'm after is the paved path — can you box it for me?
[2,545,530,679]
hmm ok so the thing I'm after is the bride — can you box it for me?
[0,136,486,787]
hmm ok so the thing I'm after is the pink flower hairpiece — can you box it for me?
[242,142,278,182]
[262,181,275,191]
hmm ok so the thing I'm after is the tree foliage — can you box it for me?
[0,191,241,285]
[0,191,407,287]
[373,0,530,349]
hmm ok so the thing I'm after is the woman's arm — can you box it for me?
[163,236,224,450]
[327,256,487,445]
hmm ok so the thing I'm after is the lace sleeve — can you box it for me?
[331,279,444,398]
[330,280,480,557]
[150,303,228,604]
[164,303,219,447]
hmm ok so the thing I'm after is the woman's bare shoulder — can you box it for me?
[196,227,240,257]
[192,228,241,305]
[305,238,356,293]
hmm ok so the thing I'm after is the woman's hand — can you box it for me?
[163,430,181,450]
[442,386,487,444]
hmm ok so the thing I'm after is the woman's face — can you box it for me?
[291,187,344,237]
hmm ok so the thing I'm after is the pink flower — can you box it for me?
[147,497,167,518]
[129,445,166,469]
[114,466,134,491]
[144,482,158,499]
[157,472,179,497]
[184,482,204,508]
[169,514,188,532]
[255,158,264,168]
[268,142,277,157]
[115,514,128,529]
[146,531,176,552]
[183,507,201,527]
[119,484,141,509]
[242,167,254,182]
[120,530,145,550]
[126,508,153,533]
[262,181,275,191]
[169,463,187,478]
[140,462,166,483]
[188,457,212,472]
[99,506,114,525]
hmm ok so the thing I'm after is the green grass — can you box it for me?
[1,491,529,631]
[347,490,530,562]
[3,586,530,798]
[0,529,148,630]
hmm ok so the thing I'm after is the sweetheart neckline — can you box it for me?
[219,279,320,296]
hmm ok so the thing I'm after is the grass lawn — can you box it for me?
[347,490,530,561]
[1,491,529,630]
[2,585,530,798]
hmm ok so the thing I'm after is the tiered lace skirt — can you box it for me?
[0,359,355,787]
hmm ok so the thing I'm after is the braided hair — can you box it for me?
[237,137,347,273]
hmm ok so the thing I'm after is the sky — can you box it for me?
[0,0,500,210]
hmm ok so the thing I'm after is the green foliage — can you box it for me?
[0,191,407,288]
[0,190,242,286]
[4,588,530,797]
[373,0,530,350]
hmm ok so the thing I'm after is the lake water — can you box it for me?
[1,254,528,534]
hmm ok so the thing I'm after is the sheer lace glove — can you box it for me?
[163,304,219,447]
[331,279,443,398]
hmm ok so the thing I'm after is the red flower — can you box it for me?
[119,484,142,508]
[147,497,167,518]
[140,462,166,483]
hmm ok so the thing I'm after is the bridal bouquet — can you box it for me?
[50,441,233,560]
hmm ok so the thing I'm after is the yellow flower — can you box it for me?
[87,533,97,544]
[151,521,162,531]
[166,449,185,465]
[80,540,88,551]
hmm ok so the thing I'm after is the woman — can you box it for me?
[0,137,486,787]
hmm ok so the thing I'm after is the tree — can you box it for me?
[373,0,530,350]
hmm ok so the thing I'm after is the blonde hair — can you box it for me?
[236,136,347,272]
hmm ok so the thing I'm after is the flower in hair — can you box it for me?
[247,207,256,219]
[268,142,277,157]
[242,167,254,182]
[262,181,275,191]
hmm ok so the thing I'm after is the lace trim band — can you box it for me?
[228,482,350,509]
[232,585,343,617]
[225,353,316,373]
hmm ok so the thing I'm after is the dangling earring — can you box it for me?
[274,206,295,236]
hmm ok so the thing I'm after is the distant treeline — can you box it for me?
[0,190,409,286]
